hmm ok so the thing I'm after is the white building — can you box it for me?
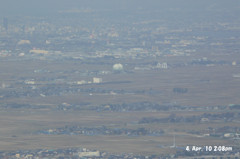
[113,63,123,71]
[24,80,35,85]
[76,80,87,85]
[78,151,100,157]
[93,77,102,83]
[156,62,168,69]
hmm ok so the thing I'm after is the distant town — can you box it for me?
[0,3,240,159]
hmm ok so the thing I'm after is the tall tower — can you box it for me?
[3,18,8,31]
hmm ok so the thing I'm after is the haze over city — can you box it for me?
[0,0,240,158]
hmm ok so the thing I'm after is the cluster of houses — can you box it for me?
[139,112,239,124]
[38,126,164,137]
[0,147,166,159]
[96,102,231,112]
[0,146,239,159]
[0,147,102,159]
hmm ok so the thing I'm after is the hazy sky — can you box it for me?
[0,0,239,16]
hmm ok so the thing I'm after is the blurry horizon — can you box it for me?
[0,0,239,16]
